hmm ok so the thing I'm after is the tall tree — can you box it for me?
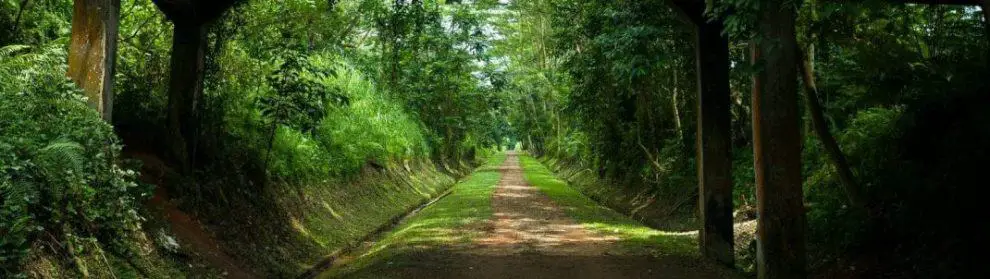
[796,45,868,209]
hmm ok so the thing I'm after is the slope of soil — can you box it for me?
[147,186,255,278]
[126,149,469,277]
[194,159,463,277]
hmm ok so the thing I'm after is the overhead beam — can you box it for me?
[150,0,240,23]
[664,0,705,25]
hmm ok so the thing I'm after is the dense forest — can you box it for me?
[1,0,988,278]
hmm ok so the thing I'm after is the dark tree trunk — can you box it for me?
[10,0,31,39]
[982,0,990,49]
[983,1,989,24]
[165,21,208,172]
[751,1,807,278]
[694,17,735,267]
[67,0,120,121]
[796,46,867,209]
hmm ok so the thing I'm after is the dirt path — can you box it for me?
[340,152,738,278]
[132,151,255,278]
[475,153,618,256]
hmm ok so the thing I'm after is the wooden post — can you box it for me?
[150,0,238,172]
[67,0,120,120]
[695,17,735,267]
[665,0,736,266]
[164,21,208,172]
[752,1,807,278]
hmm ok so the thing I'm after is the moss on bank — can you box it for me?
[182,158,485,277]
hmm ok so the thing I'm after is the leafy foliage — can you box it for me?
[496,0,699,215]
[262,51,348,136]
[499,0,989,276]
[1,45,147,276]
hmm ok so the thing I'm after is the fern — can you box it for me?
[35,140,86,201]
[1,179,40,208]
[0,45,31,58]
[0,44,68,93]
[37,139,86,174]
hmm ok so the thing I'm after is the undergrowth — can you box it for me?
[533,154,700,232]
[1,45,188,278]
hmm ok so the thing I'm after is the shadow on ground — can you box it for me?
[347,250,734,279]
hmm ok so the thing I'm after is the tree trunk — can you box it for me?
[308,18,315,52]
[752,1,807,278]
[694,17,735,267]
[797,46,867,209]
[165,21,208,172]
[982,0,990,53]
[10,0,32,39]
[672,63,685,143]
[981,1,989,28]
[67,0,120,120]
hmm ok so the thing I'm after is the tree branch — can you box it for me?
[11,0,32,37]
[796,45,868,209]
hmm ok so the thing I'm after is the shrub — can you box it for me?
[0,45,148,276]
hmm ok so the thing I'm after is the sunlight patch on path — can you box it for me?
[474,154,620,256]
[517,155,701,257]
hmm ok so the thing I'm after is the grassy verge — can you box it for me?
[194,158,462,277]
[320,153,506,278]
[518,155,697,257]
[536,156,700,231]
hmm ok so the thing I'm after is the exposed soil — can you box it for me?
[345,153,738,279]
[474,154,618,256]
[132,151,255,279]
[147,187,255,279]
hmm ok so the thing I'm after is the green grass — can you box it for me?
[320,153,507,278]
[518,154,698,257]
[199,158,462,276]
